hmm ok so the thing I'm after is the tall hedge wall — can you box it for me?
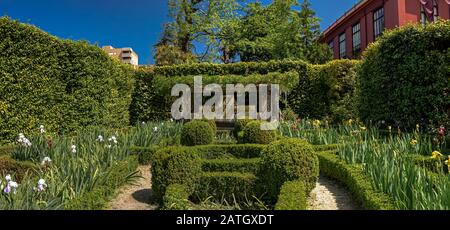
[0,17,134,140]
[358,20,450,129]
[131,59,358,123]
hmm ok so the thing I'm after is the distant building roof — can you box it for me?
[320,0,371,41]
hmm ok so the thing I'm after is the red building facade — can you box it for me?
[320,0,450,59]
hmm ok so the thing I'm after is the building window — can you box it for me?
[328,40,334,54]
[352,23,361,55]
[421,0,439,25]
[373,7,384,39]
[339,33,346,59]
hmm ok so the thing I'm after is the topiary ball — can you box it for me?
[181,120,214,146]
[201,118,217,135]
[257,138,319,204]
[151,147,202,201]
[241,121,276,144]
[233,119,253,138]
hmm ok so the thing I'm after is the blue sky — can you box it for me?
[1,0,358,64]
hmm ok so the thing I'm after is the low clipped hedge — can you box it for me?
[193,172,256,203]
[274,180,307,210]
[163,184,192,210]
[201,158,260,174]
[191,144,265,159]
[0,17,134,142]
[358,20,450,129]
[151,147,202,201]
[317,150,396,210]
[64,155,139,210]
[241,121,276,144]
[0,155,37,182]
[257,138,319,204]
[181,121,214,146]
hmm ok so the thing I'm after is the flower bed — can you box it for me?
[0,121,180,210]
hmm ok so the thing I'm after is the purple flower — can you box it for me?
[3,185,11,194]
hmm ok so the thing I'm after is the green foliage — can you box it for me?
[0,155,37,182]
[130,146,159,165]
[141,60,309,77]
[151,147,202,201]
[241,121,276,144]
[312,144,341,152]
[237,0,331,63]
[131,59,357,123]
[163,184,192,210]
[194,172,256,203]
[181,121,214,146]
[201,158,260,174]
[130,60,309,123]
[281,108,299,122]
[316,150,396,210]
[64,186,112,210]
[288,59,359,122]
[64,155,139,210]
[274,180,307,210]
[158,0,329,64]
[0,17,134,141]
[257,138,319,204]
[0,145,15,156]
[154,43,197,66]
[1,126,141,210]
[192,144,265,159]
[411,154,449,174]
[234,119,253,138]
[358,21,450,129]
[202,119,217,135]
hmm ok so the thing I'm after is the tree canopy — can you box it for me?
[153,0,332,65]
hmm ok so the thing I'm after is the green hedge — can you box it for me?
[201,158,260,174]
[64,155,139,210]
[0,155,37,182]
[193,172,256,203]
[130,60,357,123]
[163,184,192,210]
[0,17,134,141]
[274,180,307,210]
[140,60,309,77]
[151,147,202,201]
[317,150,396,210]
[289,59,358,122]
[257,138,319,204]
[358,21,450,129]
[191,144,265,159]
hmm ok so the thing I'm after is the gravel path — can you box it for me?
[108,166,158,210]
[308,175,361,210]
